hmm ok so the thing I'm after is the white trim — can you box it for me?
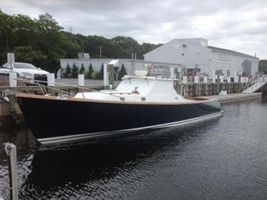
[17,92,215,105]
[38,112,222,145]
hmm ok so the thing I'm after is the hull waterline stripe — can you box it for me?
[38,112,222,145]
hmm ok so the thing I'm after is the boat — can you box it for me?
[16,71,222,145]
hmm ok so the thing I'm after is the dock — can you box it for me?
[210,93,262,104]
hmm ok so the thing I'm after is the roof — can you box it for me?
[208,46,258,60]
[143,38,207,57]
[108,60,119,65]
[143,38,259,61]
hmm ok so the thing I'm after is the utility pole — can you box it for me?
[98,46,103,58]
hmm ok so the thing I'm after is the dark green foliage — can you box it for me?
[64,64,71,78]
[14,46,47,67]
[79,64,85,74]
[71,63,78,78]
[259,60,267,74]
[86,64,94,79]
[99,64,104,79]
[59,34,161,61]
[0,10,81,72]
[0,10,160,73]
[95,72,101,80]
[118,64,127,80]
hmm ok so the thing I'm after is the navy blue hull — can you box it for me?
[17,95,221,144]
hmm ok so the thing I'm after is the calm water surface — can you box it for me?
[0,97,267,199]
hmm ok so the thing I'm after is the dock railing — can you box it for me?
[242,75,267,94]
[1,78,123,101]
[15,78,93,97]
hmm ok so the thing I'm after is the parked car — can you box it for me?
[0,62,49,85]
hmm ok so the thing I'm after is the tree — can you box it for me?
[37,13,62,33]
[99,63,104,79]
[33,13,64,72]
[14,46,47,68]
[64,64,71,78]
[86,64,94,79]
[0,10,15,62]
[79,64,85,74]
[95,72,101,80]
[118,64,127,80]
[71,63,78,78]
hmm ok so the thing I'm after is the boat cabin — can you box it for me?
[75,71,189,103]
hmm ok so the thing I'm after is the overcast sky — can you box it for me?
[1,0,267,59]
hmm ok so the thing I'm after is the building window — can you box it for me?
[227,70,230,76]
[216,69,223,76]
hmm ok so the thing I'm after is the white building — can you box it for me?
[59,54,181,78]
[144,38,259,77]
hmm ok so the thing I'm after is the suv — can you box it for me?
[0,62,49,85]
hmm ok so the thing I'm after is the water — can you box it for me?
[0,97,267,199]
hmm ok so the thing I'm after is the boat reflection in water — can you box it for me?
[20,121,220,199]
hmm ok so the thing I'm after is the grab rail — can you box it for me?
[13,79,124,100]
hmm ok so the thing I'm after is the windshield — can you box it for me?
[13,63,37,69]
[149,66,171,78]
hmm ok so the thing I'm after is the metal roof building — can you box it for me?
[144,38,259,77]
